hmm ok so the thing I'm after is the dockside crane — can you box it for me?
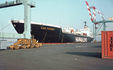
[85,1,113,42]
[0,0,43,50]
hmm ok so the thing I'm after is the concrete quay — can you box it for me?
[0,42,113,70]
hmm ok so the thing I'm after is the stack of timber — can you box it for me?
[7,39,42,50]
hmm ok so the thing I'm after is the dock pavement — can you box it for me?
[0,42,113,70]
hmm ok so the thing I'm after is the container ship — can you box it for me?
[11,20,93,43]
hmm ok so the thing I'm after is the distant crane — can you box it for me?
[85,1,113,42]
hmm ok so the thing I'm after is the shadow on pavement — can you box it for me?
[92,46,101,48]
[0,49,6,51]
[66,52,101,58]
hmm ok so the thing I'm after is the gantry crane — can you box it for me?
[0,0,35,39]
[85,1,113,42]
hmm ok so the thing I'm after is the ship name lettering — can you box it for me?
[47,28,54,30]
[75,37,87,42]
[41,27,55,30]
[41,27,46,30]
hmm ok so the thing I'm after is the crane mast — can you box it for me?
[85,1,113,42]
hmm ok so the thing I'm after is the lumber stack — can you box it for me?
[7,39,42,50]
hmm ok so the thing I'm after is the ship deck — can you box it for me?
[0,42,113,70]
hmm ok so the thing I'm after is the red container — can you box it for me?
[101,31,113,59]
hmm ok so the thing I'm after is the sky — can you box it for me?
[0,0,113,41]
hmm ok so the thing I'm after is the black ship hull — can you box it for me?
[12,22,93,43]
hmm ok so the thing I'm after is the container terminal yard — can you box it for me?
[0,0,113,70]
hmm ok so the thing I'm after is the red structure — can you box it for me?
[101,31,113,59]
[85,1,108,22]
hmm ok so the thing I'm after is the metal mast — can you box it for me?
[23,0,31,39]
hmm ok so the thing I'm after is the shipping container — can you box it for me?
[101,31,113,59]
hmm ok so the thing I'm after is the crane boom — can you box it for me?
[85,1,109,22]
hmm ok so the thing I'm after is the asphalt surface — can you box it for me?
[0,42,113,70]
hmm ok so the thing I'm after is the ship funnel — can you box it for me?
[84,21,87,29]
